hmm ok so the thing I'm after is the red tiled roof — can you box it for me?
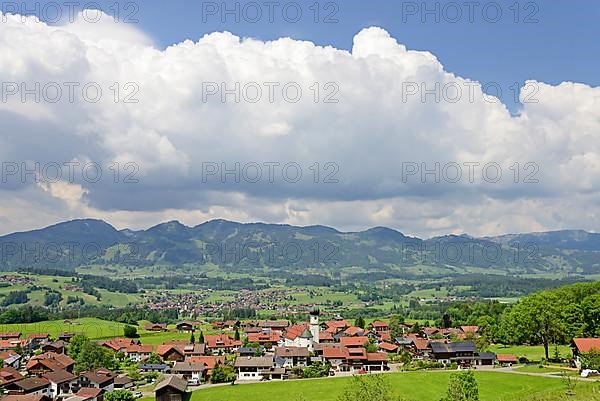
[461,326,479,333]
[343,327,364,336]
[157,344,184,357]
[285,324,309,340]
[412,338,430,350]
[27,333,49,339]
[0,340,19,349]
[186,356,224,369]
[0,350,18,360]
[347,348,367,360]
[205,334,242,349]
[0,332,21,338]
[247,332,280,344]
[573,338,600,353]
[371,321,389,328]
[339,336,369,347]
[324,321,349,330]
[323,347,349,359]
[126,344,153,354]
[496,354,518,363]
[319,331,334,341]
[378,342,398,352]
[366,352,388,362]
[101,338,136,352]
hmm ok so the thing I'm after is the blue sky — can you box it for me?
[14,0,600,112]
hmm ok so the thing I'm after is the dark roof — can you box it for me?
[299,328,313,339]
[155,375,188,393]
[139,364,168,370]
[81,369,116,385]
[42,370,77,384]
[274,347,310,358]
[478,352,497,360]
[8,377,50,391]
[430,341,476,354]
[170,362,206,373]
[114,376,134,385]
[76,387,102,398]
[395,337,414,345]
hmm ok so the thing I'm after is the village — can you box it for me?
[1,307,599,401]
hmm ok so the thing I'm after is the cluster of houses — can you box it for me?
[0,331,131,401]
[7,312,600,401]
[143,288,311,317]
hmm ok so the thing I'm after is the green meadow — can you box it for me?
[0,318,227,348]
[177,371,599,401]
[488,344,572,362]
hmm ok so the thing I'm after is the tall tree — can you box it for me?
[441,371,479,401]
[355,316,365,329]
[389,315,406,338]
[338,375,397,401]
[501,291,564,360]
[104,390,135,401]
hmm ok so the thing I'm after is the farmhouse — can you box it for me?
[234,356,276,381]
[364,352,389,372]
[157,345,185,362]
[78,369,116,392]
[0,350,22,369]
[176,322,194,333]
[0,367,24,386]
[186,356,225,379]
[204,334,242,354]
[274,347,309,368]
[370,321,390,334]
[496,354,518,366]
[572,338,600,368]
[42,370,78,398]
[169,362,205,382]
[144,323,167,332]
[4,377,50,396]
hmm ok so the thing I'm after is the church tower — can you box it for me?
[309,307,320,345]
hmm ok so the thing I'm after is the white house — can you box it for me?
[234,356,274,381]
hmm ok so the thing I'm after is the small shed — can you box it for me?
[155,375,188,401]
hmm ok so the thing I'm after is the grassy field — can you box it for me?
[172,371,599,401]
[0,274,143,308]
[0,317,126,339]
[488,344,572,362]
[0,318,225,348]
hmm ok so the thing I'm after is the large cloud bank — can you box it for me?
[0,12,599,237]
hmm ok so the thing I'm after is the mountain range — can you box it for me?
[0,219,599,275]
